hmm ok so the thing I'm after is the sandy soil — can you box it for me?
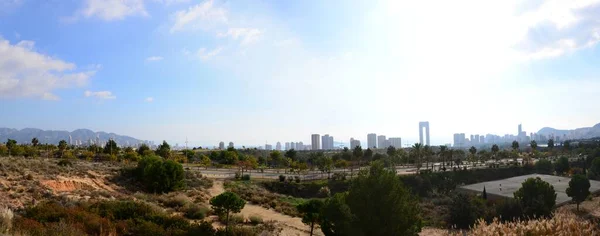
[207,181,321,236]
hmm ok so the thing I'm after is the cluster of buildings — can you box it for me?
[453,124,561,148]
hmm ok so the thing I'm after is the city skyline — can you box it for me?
[2,1,600,147]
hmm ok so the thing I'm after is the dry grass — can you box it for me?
[448,211,598,236]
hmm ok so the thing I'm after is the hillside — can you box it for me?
[0,128,143,145]
[537,123,600,139]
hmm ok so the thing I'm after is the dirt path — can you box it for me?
[207,181,322,236]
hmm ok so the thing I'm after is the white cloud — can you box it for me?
[76,0,148,21]
[514,0,600,59]
[153,0,190,5]
[170,0,227,32]
[84,90,116,99]
[218,28,262,45]
[197,47,223,61]
[145,97,154,102]
[145,56,163,62]
[0,37,96,100]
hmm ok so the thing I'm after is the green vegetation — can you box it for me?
[136,155,185,193]
[514,177,557,219]
[566,174,590,211]
[210,191,246,233]
[297,199,324,236]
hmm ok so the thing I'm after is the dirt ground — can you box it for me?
[207,181,320,236]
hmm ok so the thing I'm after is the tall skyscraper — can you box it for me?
[518,124,522,135]
[329,135,334,149]
[389,137,402,148]
[291,142,296,150]
[298,142,304,150]
[276,142,281,150]
[285,142,290,150]
[265,144,273,150]
[219,141,225,149]
[419,121,430,146]
[367,133,377,149]
[377,135,387,149]
[350,138,361,149]
[322,134,330,150]
[69,135,73,145]
[453,133,466,148]
[311,134,321,150]
[228,142,234,148]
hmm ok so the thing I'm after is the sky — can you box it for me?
[1,0,600,147]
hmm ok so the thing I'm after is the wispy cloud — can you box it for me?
[218,28,262,45]
[71,0,148,22]
[0,37,96,100]
[170,0,227,33]
[197,47,223,61]
[145,56,163,62]
[84,90,116,99]
[145,97,154,102]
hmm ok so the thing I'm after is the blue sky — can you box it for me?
[1,0,600,147]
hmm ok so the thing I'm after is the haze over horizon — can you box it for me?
[2,0,600,146]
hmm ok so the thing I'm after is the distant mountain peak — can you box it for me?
[537,123,600,139]
[0,128,143,146]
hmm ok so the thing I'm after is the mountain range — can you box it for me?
[0,128,143,145]
[537,123,600,140]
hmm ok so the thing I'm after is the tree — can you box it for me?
[548,139,555,149]
[566,174,590,211]
[103,139,119,155]
[469,146,477,167]
[285,149,297,161]
[491,144,500,163]
[58,140,68,157]
[269,151,282,167]
[423,145,432,170]
[535,159,554,174]
[555,156,570,175]
[514,177,556,218]
[589,157,600,180]
[31,138,39,147]
[482,186,487,200]
[317,157,333,178]
[387,146,397,157]
[6,139,16,157]
[200,154,211,169]
[320,193,353,236]
[297,199,324,236]
[439,146,447,170]
[530,140,538,151]
[512,141,519,151]
[136,155,185,193]
[210,192,245,233]
[156,141,171,158]
[351,146,363,177]
[137,144,151,156]
[363,148,373,163]
[411,143,423,173]
[343,161,422,235]
[448,192,485,229]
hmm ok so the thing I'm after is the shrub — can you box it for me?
[535,159,553,175]
[229,214,245,224]
[279,175,286,182]
[57,159,72,167]
[164,194,191,208]
[241,174,250,181]
[331,172,347,181]
[0,207,13,233]
[248,215,263,225]
[234,172,241,180]
[494,198,523,222]
[318,186,331,198]
[135,155,185,193]
[555,157,570,175]
[514,177,556,219]
[294,176,301,183]
[184,204,209,220]
[447,193,485,229]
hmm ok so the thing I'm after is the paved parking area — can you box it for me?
[460,174,600,205]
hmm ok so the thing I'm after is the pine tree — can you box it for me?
[482,186,487,200]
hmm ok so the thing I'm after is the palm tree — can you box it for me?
[447,149,454,169]
[469,146,477,167]
[411,143,423,173]
[423,145,432,171]
[491,144,499,163]
[439,146,447,171]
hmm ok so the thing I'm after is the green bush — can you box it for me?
[241,174,250,181]
[135,155,185,193]
[279,175,286,182]
[248,215,263,225]
[535,159,554,175]
[184,204,209,220]
[57,159,72,167]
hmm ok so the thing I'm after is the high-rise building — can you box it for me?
[228,142,234,148]
[322,134,332,150]
[350,138,361,149]
[479,136,485,144]
[265,144,273,150]
[389,137,402,148]
[419,121,430,146]
[219,141,225,149]
[69,135,73,145]
[285,142,290,150]
[311,134,321,150]
[518,124,522,135]
[291,142,296,150]
[367,133,377,149]
[453,133,466,148]
[329,136,334,149]
[298,142,304,150]
[377,135,387,149]
[276,142,281,150]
